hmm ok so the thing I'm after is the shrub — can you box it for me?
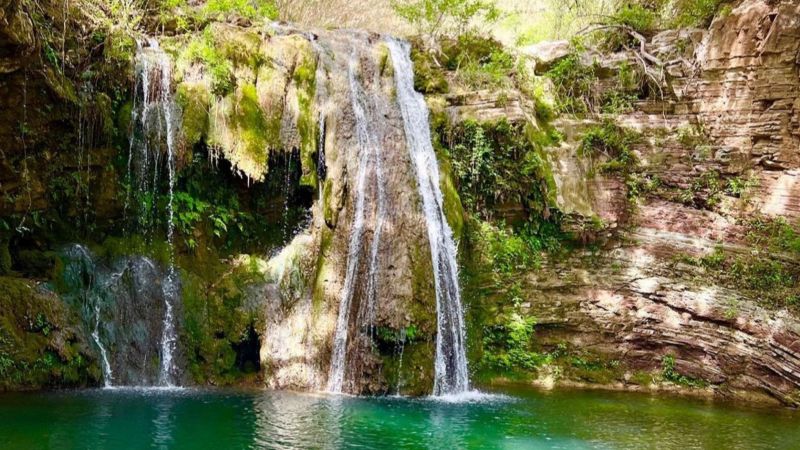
[480,313,543,371]
[579,119,640,172]
[545,53,597,114]
[392,0,500,42]
[202,0,278,21]
[447,119,555,220]
[597,3,658,52]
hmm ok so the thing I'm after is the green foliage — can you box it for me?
[0,277,97,389]
[181,261,264,384]
[171,150,279,254]
[674,218,800,310]
[410,45,449,94]
[545,53,596,114]
[392,0,500,41]
[480,313,544,371]
[599,3,657,51]
[202,0,279,21]
[579,119,640,174]
[669,0,731,28]
[445,119,557,220]
[184,30,237,96]
[546,51,649,115]
[440,33,516,90]
[661,355,707,388]
[411,33,523,93]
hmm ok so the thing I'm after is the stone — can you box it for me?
[521,40,571,74]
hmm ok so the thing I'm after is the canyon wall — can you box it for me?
[512,0,800,405]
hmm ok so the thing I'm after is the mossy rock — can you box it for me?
[209,83,271,180]
[180,261,265,385]
[410,45,448,94]
[0,277,99,390]
[176,82,211,147]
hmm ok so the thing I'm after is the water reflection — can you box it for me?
[0,388,798,449]
[152,395,175,449]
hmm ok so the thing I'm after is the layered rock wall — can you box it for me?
[522,0,800,404]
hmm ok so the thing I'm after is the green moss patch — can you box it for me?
[0,277,98,390]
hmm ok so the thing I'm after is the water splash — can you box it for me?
[387,38,470,395]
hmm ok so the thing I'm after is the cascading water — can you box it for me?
[387,38,470,395]
[92,303,114,387]
[326,52,387,393]
[128,38,181,387]
[60,244,174,386]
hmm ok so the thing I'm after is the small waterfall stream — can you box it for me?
[127,38,181,387]
[92,303,114,387]
[387,38,470,395]
[326,53,387,393]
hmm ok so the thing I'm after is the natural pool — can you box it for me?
[0,387,796,449]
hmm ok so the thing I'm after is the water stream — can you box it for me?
[326,52,386,393]
[121,38,181,387]
[92,304,113,387]
[387,38,470,395]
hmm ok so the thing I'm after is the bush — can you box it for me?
[669,0,731,28]
[579,119,640,172]
[596,3,658,52]
[440,33,516,90]
[445,119,556,220]
[202,0,279,21]
[481,313,543,371]
[392,0,499,42]
[545,53,597,114]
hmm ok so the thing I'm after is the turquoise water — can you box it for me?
[0,387,797,449]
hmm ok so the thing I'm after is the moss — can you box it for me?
[376,43,394,79]
[437,154,465,240]
[91,236,172,268]
[410,44,448,94]
[176,83,211,147]
[0,277,98,390]
[322,179,336,227]
[562,353,624,385]
[311,226,334,316]
[0,236,11,275]
[210,83,270,179]
[210,24,264,72]
[292,46,318,188]
[116,100,133,139]
[104,29,137,67]
[180,260,264,385]
[408,240,437,337]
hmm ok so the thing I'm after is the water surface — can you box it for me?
[0,387,796,449]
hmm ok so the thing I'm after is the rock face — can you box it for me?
[522,40,571,74]
[529,0,800,405]
[216,27,441,395]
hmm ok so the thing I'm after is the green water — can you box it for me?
[0,387,797,449]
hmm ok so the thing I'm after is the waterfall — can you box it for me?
[326,52,386,393]
[395,330,407,396]
[92,304,113,387]
[129,38,180,387]
[387,38,470,395]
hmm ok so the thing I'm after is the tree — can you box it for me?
[392,0,500,43]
